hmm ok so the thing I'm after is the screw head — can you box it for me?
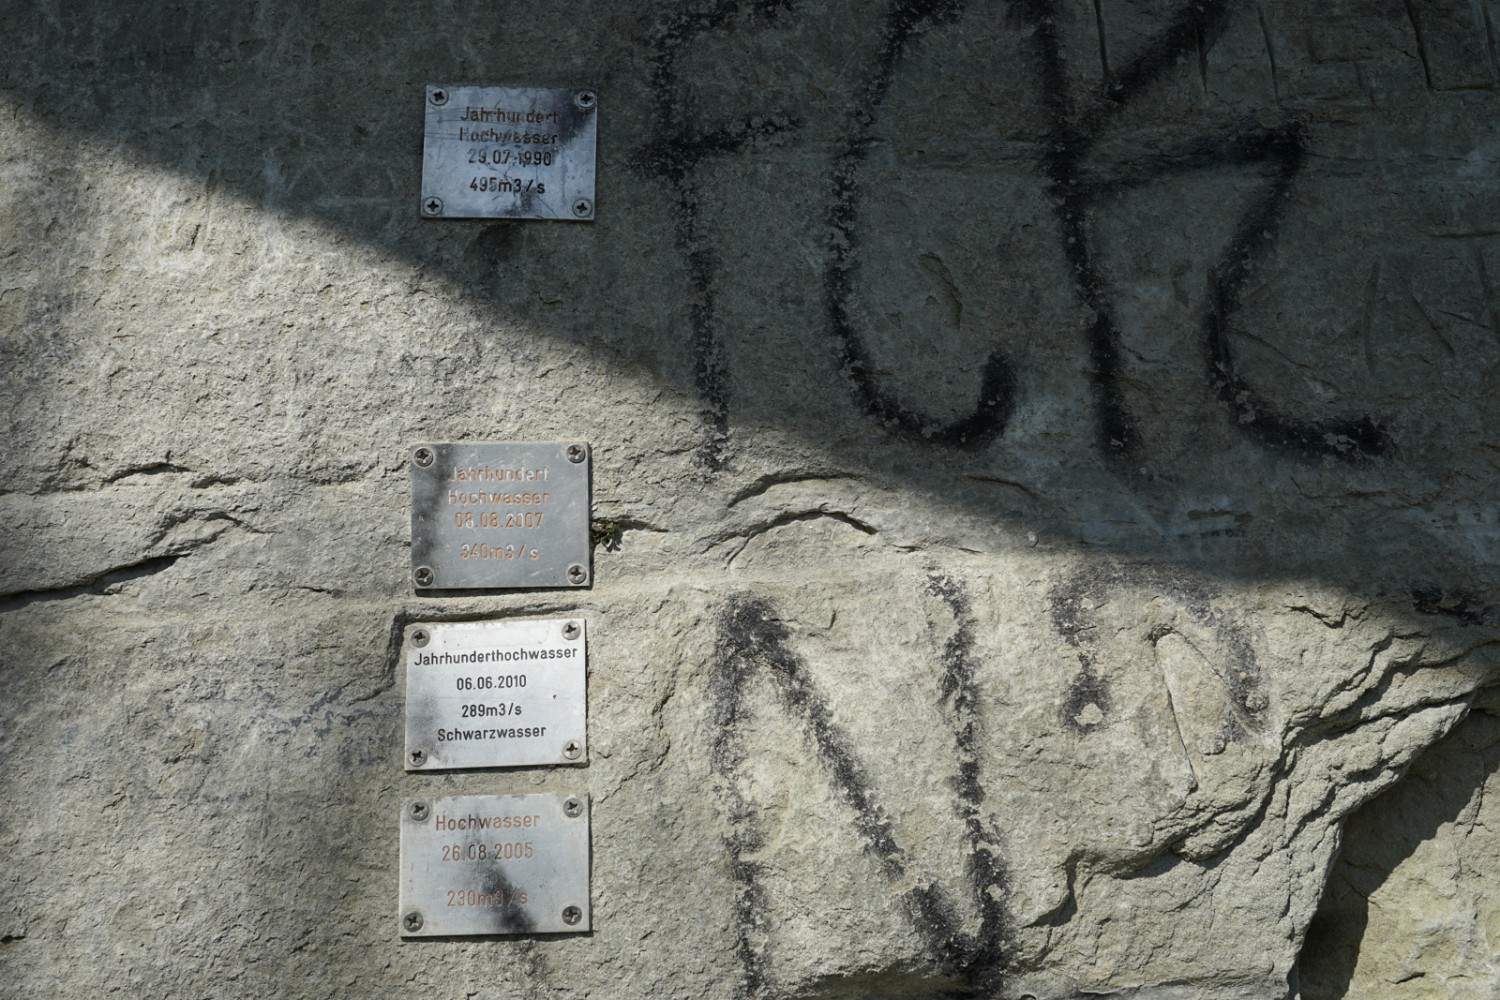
[572,199,593,218]
[409,748,427,767]
[414,567,435,588]
[563,796,583,817]
[562,905,582,926]
[429,88,448,106]
[413,446,434,467]
[422,196,443,217]
[566,443,587,463]
[563,740,582,760]
[411,628,430,648]
[562,620,581,641]
[410,801,430,821]
[403,910,425,932]
[574,90,596,111]
[567,564,588,586]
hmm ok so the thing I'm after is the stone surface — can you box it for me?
[1,2,1499,998]
[1302,696,1500,1000]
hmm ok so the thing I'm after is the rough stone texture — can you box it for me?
[1,2,1499,998]
[1302,694,1500,1000]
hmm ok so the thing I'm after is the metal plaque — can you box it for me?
[410,441,591,590]
[421,84,597,221]
[404,618,587,771]
[400,793,591,936]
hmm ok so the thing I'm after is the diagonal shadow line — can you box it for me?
[0,5,1497,997]
[0,0,1404,485]
[0,2,1488,614]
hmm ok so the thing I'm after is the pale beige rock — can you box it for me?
[1302,702,1500,1000]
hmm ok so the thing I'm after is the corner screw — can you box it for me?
[567,564,588,586]
[562,905,582,926]
[563,796,583,817]
[414,567,435,588]
[422,197,443,217]
[410,801,430,821]
[563,740,582,760]
[566,443,587,463]
[572,199,593,219]
[403,910,425,932]
[574,90,596,111]
[562,620,581,641]
[409,748,427,767]
[429,88,448,106]
[413,447,434,467]
[411,628,430,648]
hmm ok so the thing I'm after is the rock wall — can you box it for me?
[2,2,1499,998]
[1302,693,1500,1000]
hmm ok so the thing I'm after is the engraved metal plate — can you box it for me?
[421,84,597,221]
[400,793,591,936]
[410,442,591,590]
[405,619,587,771]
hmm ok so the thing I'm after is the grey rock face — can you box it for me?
[2,2,1498,998]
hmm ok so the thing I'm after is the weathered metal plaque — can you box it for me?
[400,793,591,936]
[410,441,591,590]
[420,84,597,221]
[404,619,587,771]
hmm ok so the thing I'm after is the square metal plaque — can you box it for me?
[421,84,597,221]
[400,793,591,936]
[405,618,587,771]
[410,441,591,590]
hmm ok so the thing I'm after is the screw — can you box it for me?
[411,628,430,648]
[562,620,581,641]
[566,443,587,463]
[572,199,593,218]
[403,910,425,932]
[410,801,430,821]
[563,796,583,817]
[429,88,448,106]
[562,905,582,926]
[414,567,435,588]
[413,446,434,467]
[574,90,596,111]
[422,197,443,216]
[567,564,588,586]
[563,740,582,760]
[409,748,427,767]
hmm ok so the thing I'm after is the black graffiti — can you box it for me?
[642,0,1392,464]
[825,0,1015,449]
[1411,585,1490,627]
[637,1,801,470]
[711,588,1012,995]
[478,864,537,934]
[1048,563,1268,739]
[924,571,1011,981]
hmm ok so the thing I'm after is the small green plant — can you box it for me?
[590,519,620,551]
